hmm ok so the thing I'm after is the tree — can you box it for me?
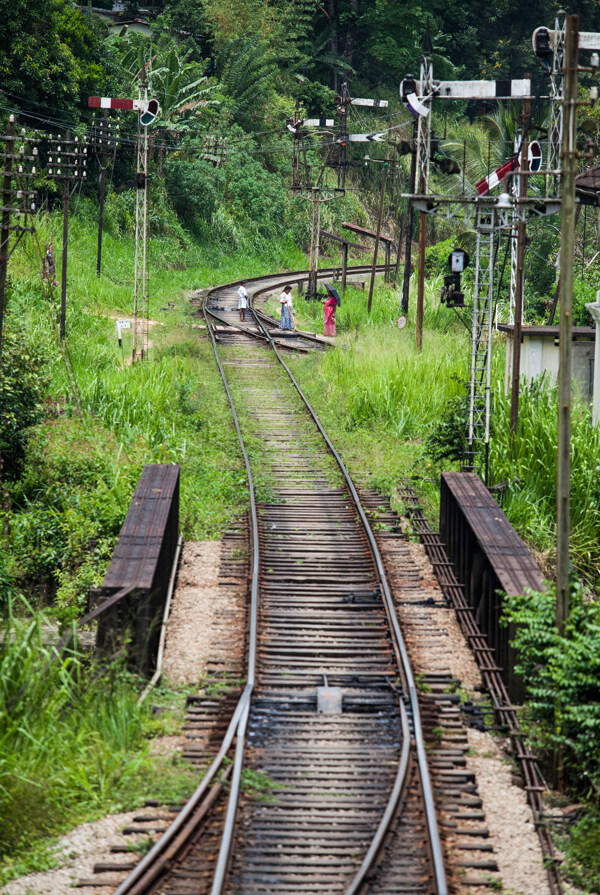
[0,0,116,116]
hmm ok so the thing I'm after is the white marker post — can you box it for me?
[116,318,131,347]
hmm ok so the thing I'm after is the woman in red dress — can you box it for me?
[323,284,340,336]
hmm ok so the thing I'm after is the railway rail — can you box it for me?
[115,268,447,895]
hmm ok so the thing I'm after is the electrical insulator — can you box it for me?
[18,165,23,173]
[32,166,36,174]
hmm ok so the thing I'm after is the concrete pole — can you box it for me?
[557,15,579,636]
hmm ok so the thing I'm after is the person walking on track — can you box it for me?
[322,284,341,337]
[279,285,295,331]
[238,281,248,322]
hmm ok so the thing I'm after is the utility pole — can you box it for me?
[60,132,71,342]
[48,132,87,341]
[556,15,579,635]
[286,87,387,300]
[91,111,119,277]
[88,92,159,361]
[0,118,38,361]
[0,120,14,361]
[367,157,388,315]
[394,214,405,284]
[416,174,426,351]
[510,85,531,434]
[401,121,417,313]
[97,112,107,277]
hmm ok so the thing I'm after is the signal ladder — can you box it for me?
[464,207,496,481]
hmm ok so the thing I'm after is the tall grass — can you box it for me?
[0,599,197,883]
[491,379,600,581]
[3,209,306,618]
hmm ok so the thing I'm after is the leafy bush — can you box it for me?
[8,418,136,613]
[503,583,600,795]
[0,326,50,479]
[0,602,197,883]
[562,809,600,892]
[425,392,468,464]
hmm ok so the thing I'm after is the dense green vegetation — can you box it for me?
[4,0,600,890]
[0,599,198,884]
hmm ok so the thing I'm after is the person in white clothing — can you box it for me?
[279,285,294,331]
[238,282,248,322]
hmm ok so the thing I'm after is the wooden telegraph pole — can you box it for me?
[416,171,426,351]
[367,157,388,315]
[510,82,531,434]
[60,131,71,342]
[0,119,15,360]
[401,121,417,313]
[557,15,579,635]
[97,110,108,277]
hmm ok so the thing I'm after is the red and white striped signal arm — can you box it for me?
[475,157,520,196]
[89,96,147,111]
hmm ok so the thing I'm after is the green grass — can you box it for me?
[286,282,472,517]
[492,379,600,583]
[3,205,311,618]
[0,600,199,885]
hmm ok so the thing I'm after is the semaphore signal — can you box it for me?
[89,91,161,361]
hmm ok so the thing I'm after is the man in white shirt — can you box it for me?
[238,281,248,322]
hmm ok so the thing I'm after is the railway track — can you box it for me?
[115,269,447,895]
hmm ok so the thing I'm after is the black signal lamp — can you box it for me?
[401,75,417,102]
[533,27,553,71]
[441,272,464,308]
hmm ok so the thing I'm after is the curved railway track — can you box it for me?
[115,268,447,895]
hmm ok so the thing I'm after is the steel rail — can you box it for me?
[199,262,389,305]
[116,263,433,895]
[249,281,448,895]
[206,305,315,353]
[343,698,412,895]
[203,304,260,895]
[114,299,261,895]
